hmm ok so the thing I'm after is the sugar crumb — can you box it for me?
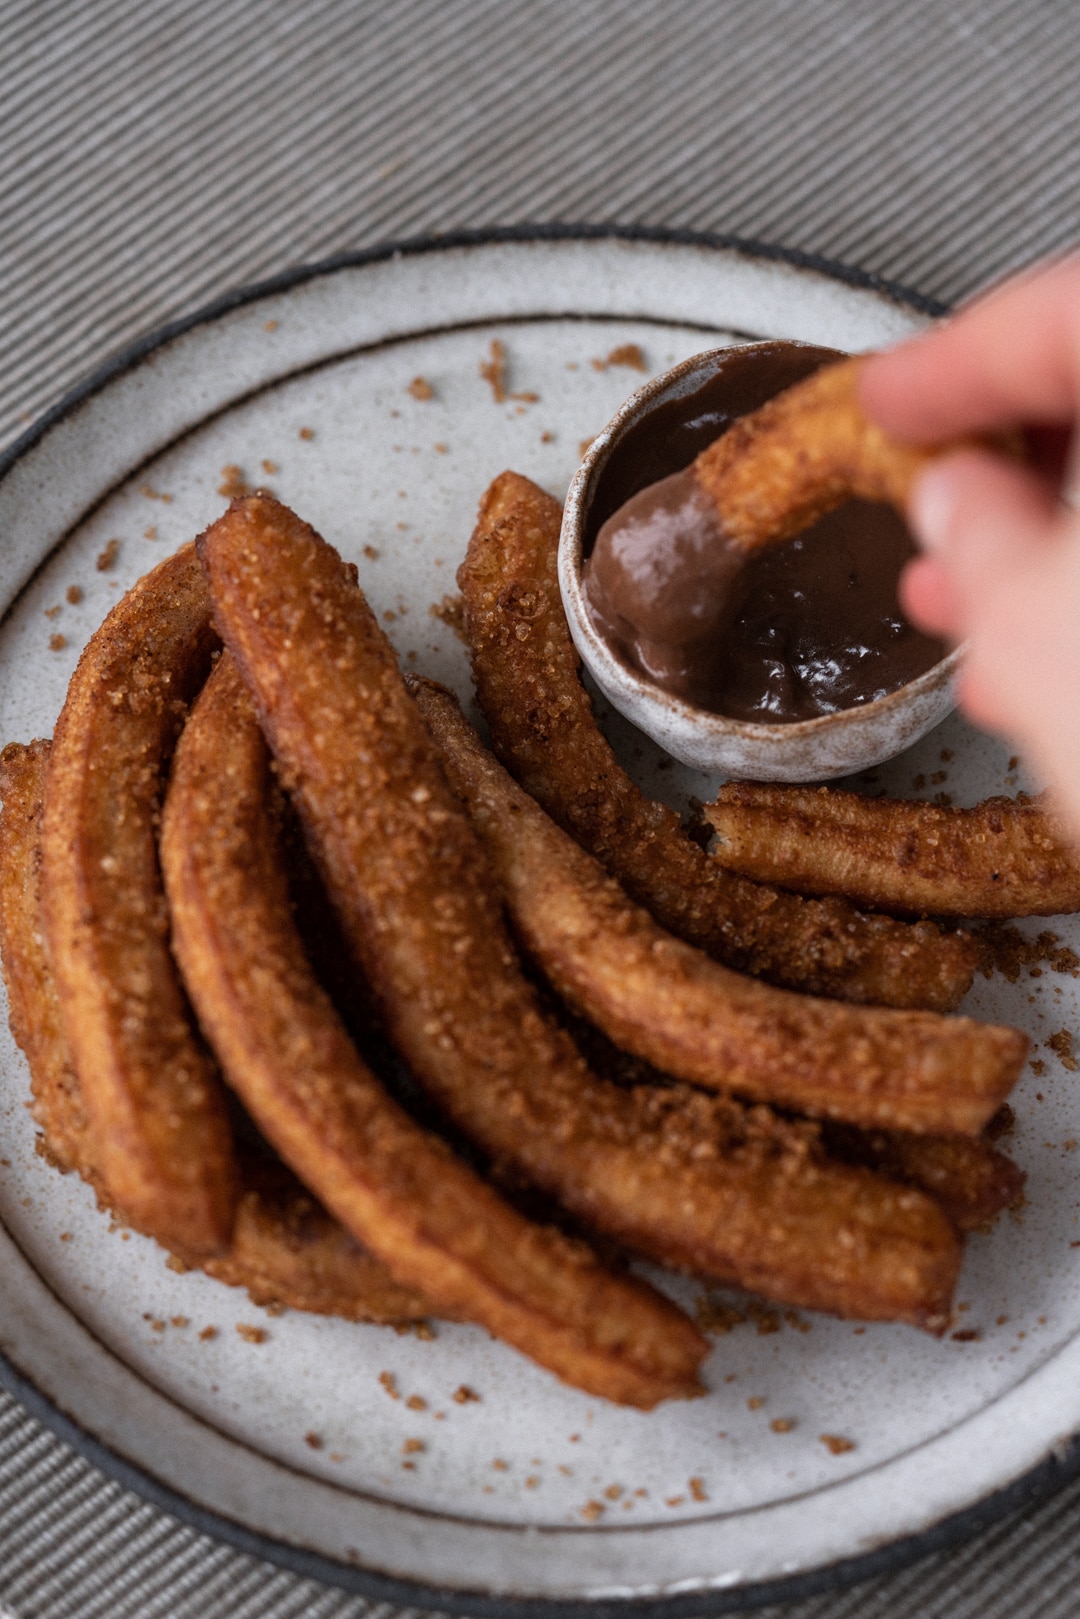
[305,1432,323,1450]
[380,1372,401,1400]
[236,1323,267,1344]
[480,340,508,403]
[49,633,67,651]
[218,465,251,500]
[820,1434,855,1455]
[96,539,120,571]
[299,427,314,440]
[66,585,83,604]
[591,344,646,372]
[452,1384,480,1404]
[407,376,434,400]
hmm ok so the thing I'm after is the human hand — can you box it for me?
[860,253,1080,834]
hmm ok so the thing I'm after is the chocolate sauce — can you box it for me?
[582,342,946,724]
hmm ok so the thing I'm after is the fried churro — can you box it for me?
[0,727,432,1322]
[39,547,237,1256]
[706,782,1080,918]
[163,650,703,1406]
[199,494,962,1332]
[412,680,1025,1135]
[689,355,975,554]
[458,472,976,1011]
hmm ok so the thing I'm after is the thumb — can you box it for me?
[908,449,1062,624]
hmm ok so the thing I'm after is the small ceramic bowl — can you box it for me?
[558,343,963,782]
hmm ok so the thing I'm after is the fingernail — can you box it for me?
[909,461,959,555]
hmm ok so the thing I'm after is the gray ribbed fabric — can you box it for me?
[2,1,1079,1612]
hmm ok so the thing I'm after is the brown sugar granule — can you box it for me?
[770,1418,796,1434]
[138,483,173,502]
[170,1316,189,1329]
[951,1328,981,1342]
[409,1320,436,1342]
[912,773,926,790]
[198,1325,217,1341]
[144,525,157,540]
[591,344,647,372]
[48,633,67,652]
[1008,755,1020,771]
[1065,1139,1078,1152]
[491,1458,508,1472]
[748,1301,781,1335]
[1047,1028,1078,1071]
[930,770,948,785]
[975,924,1080,984]
[604,1484,624,1501]
[96,539,120,571]
[379,1372,401,1400]
[236,1323,267,1344]
[406,1395,427,1411]
[452,1384,480,1404]
[480,340,508,403]
[580,1501,605,1522]
[59,1231,72,1242]
[819,1434,855,1455]
[689,1477,708,1502]
[362,545,380,561]
[65,585,83,604]
[428,593,468,641]
[299,426,314,440]
[261,459,278,475]
[402,1461,417,1472]
[402,1438,425,1455]
[665,1495,686,1508]
[525,1475,540,1490]
[264,1301,286,1317]
[218,465,251,499]
[264,320,278,332]
[1031,1059,1046,1077]
[941,748,954,762]
[512,390,540,404]
[407,376,434,400]
[747,1396,764,1411]
[541,430,555,443]
[305,1432,323,1450]
[434,442,448,454]
[44,604,61,618]
[150,1318,166,1333]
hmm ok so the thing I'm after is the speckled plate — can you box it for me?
[0,231,1078,1615]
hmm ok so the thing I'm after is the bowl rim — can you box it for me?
[559,340,964,751]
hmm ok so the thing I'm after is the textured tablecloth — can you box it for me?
[1,2,1079,1613]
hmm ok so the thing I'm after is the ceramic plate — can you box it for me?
[0,232,1077,1614]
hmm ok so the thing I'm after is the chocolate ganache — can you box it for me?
[582,342,946,724]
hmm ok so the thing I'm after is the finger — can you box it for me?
[860,251,1080,441]
[898,555,963,641]
[907,450,1063,621]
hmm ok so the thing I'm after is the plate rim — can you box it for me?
[1,223,1073,1615]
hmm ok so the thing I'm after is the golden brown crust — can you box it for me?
[0,740,104,1189]
[413,681,1026,1136]
[707,782,1080,919]
[199,494,962,1333]
[0,724,431,1322]
[39,547,238,1256]
[692,356,963,552]
[457,471,976,1011]
[820,1123,1024,1233]
[163,646,704,1407]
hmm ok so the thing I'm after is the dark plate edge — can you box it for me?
[5,225,1067,1618]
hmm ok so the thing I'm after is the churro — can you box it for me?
[458,471,976,1011]
[39,546,237,1256]
[413,679,1026,1135]
[707,782,1080,918]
